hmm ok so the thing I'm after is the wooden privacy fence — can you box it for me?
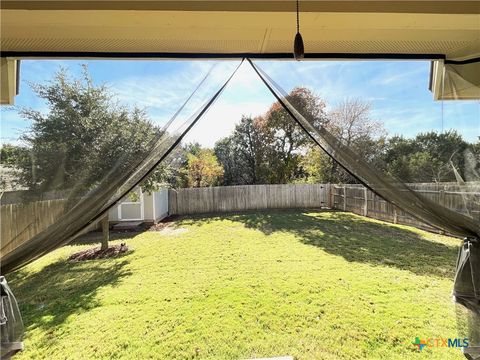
[169,182,480,233]
[2,182,479,257]
[1,199,66,255]
[331,182,480,231]
[169,184,330,215]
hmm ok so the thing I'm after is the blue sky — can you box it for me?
[1,59,478,147]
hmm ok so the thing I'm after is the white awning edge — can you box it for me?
[430,59,480,100]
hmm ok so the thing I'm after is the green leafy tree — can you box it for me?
[0,144,30,190]
[384,130,469,182]
[142,145,190,191]
[187,148,224,187]
[215,116,270,185]
[465,141,480,182]
[261,87,327,183]
[214,136,242,185]
[215,88,327,185]
[143,142,218,190]
[15,65,159,193]
[6,65,174,249]
[300,147,334,184]
[0,144,30,167]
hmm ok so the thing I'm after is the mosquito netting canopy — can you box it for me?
[0,57,479,358]
[249,58,480,359]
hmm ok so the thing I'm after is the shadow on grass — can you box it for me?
[8,256,131,346]
[180,210,459,279]
[71,230,141,246]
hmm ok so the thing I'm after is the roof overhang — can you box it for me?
[1,1,479,60]
[430,59,480,100]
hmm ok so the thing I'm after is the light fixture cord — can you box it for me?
[296,0,300,33]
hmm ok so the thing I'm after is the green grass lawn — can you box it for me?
[9,210,465,359]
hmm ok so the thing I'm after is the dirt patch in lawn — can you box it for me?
[159,227,188,236]
[149,223,188,236]
[68,243,130,261]
[148,215,188,235]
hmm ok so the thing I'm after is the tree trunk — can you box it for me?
[100,215,109,250]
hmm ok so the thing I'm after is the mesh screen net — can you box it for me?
[0,59,243,355]
[0,276,23,358]
[1,60,242,273]
[249,58,480,359]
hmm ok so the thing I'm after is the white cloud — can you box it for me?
[109,61,245,127]
[183,98,271,147]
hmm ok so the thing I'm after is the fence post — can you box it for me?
[363,187,368,217]
[168,189,178,215]
[438,187,446,235]
[343,185,347,211]
[438,186,446,235]
[393,206,398,224]
[439,187,446,207]
[326,183,333,209]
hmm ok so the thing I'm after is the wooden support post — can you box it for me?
[100,214,109,250]
[343,185,347,211]
[393,206,398,224]
[363,187,368,217]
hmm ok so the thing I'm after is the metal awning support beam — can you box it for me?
[0,52,447,61]
[2,1,478,14]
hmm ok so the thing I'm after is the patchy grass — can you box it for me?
[9,210,464,359]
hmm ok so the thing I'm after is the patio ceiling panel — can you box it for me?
[1,3,479,59]
[1,1,479,102]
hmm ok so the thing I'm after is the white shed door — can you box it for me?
[118,188,144,221]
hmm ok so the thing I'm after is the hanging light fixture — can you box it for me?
[293,0,305,60]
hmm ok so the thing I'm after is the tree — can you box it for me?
[8,65,170,250]
[143,142,221,190]
[187,149,224,187]
[0,144,30,190]
[302,98,386,183]
[0,144,30,167]
[215,88,328,185]
[15,65,159,194]
[215,116,270,185]
[261,87,327,183]
[465,141,480,182]
[384,130,469,183]
[142,145,190,191]
[300,147,335,184]
[214,136,243,185]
